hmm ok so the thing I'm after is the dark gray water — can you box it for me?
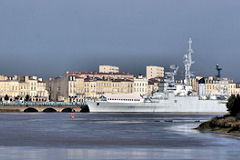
[0,113,239,160]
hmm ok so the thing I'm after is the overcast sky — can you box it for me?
[0,0,239,81]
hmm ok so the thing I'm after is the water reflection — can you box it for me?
[0,147,239,160]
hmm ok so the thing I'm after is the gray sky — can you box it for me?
[0,0,239,81]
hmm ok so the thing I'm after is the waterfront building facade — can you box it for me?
[190,76,203,92]
[133,75,148,96]
[84,78,133,99]
[0,75,49,102]
[99,65,119,73]
[47,73,85,102]
[47,72,134,102]
[0,77,19,99]
[148,78,161,96]
[146,66,164,80]
[198,76,240,97]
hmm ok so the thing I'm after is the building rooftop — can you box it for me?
[84,77,133,82]
[66,72,133,76]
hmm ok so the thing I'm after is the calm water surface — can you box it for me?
[0,113,239,160]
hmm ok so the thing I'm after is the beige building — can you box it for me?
[176,76,240,97]
[0,75,49,102]
[234,84,240,95]
[84,78,133,99]
[47,72,134,102]
[99,65,119,73]
[112,79,133,95]
[148,78,160,96]
[133,75,148,96]
[198,76,240,97]
[47,73,85,102]
[66,72,134,80]
[0,78,19,99]
[190,76,203,92]
[146,66,164,80]
[227,82,240,96]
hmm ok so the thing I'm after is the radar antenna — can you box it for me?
[165,64,179,86]
[183,38,195,86]
[216,64,222,79]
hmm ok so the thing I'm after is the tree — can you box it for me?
[24,95,30,102]
[4,95,9,101]
[227,94,240,116]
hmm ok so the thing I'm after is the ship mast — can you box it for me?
[183,38,194,86]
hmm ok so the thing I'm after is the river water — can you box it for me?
[0,113,239,160]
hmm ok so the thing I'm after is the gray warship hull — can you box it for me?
[87,97,227,113]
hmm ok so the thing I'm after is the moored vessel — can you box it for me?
[87,38,228,113]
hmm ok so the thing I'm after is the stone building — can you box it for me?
[148,78,161,96]
[47,73,85,102]
[198,76,240,97]
[84,77,133,99]
[190,76,203,92]
[133,75,148,96]
[47,72,134,102]
[99,65,119,73]
[146,66,164,80]
[0,75,49,102]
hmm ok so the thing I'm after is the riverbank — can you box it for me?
[196,115,240,136]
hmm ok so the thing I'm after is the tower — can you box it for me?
[183,38,195,86]
[216,64,222,79]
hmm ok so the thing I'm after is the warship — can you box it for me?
[86,38,228,113]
